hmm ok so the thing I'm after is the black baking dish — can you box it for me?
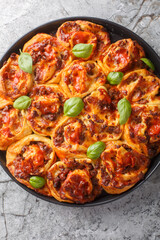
[0,17,160,207]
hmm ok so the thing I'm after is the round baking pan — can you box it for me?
[0,17,160,207]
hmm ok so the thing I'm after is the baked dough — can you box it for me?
[6,134,55,196]
[123,104,160,158]
[60,60,106,98]
[0,53,33,100]
[0,92,32,150]
[80,86,123,141]
[25,84,67,136]
[23,34,72,84]
[118,69,160,105]
[52,116,94,159]
[97,141,150,194]
[56,20,110,60]
[98,39,145,75]
[47,158,102,203]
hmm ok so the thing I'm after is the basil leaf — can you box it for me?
[72,44,93,58]
[87,141,106,160]
[140,58,155,71]
[29,176,46,189]
[13,96,31,110]
[18,49,33,74]
[107,72,124,85]
[118,98,131,125]
[64,97,84,117]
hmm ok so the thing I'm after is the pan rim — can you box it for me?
[0,16,160,207]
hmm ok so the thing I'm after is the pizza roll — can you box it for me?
[0,53,33,100]
[70,31,97,60]
[123,104,160,158]
[97,141,150,194]
[25,84,67,136]
[0,92,32,150]
[80,86,123,141]
[6,134,55,196]
[98,39,145,75]
[23,34,71,84]
[60,60,106,98]
[47,158,102,203]
[52,116,94,159]
[118,69,160,105]
[56,20,110,59]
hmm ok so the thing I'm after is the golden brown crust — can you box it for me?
[60,60,106,98]
[56,20,110,60]
[80,86,123,141]
[6,134,56,196]
[118,69,160,105]
[123,104,160,158]
[25,84,67,136]
[47,158,102,203]
[52,116,94,159]
[97,141,150,194]
[0,54,33,100]
[23,34,72,84]
[98,39,145,75]
[0,92,32,150]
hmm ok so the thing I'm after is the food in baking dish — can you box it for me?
[6,134,55,196]
[25,84,67,136]
[23,34,72,84]
[47,158,102,203]
[56,20,110,59]
[0,53,33,100]
[80,86,123,141]
[123,104,160,158]
[0,20,159,204]
[0,92,32,150]
[97,141,150,194]
[60,60,106,98]
[98,39,145,75]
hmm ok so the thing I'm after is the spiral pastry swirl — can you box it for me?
[23,34,71,84]
[0,53,33,100]
[97,141,150,194]
[118,69,160,105]
[123,104,160,158]
[80,86,123,141]
[0,92,32,150]
[98,39,145,75]
[6,134,55,196]
[25,84,67,136]
[47,158,102,203]
[60,60,106,98]
[52,116,94,159]
[56,20,110,59]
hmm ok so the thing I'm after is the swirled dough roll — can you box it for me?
[60,60,106,98]
[47,158,102,203]
[23,34,72,84]
[118,69,160,105]
[56,20,110,60]
[0,53,33,100]
[97,141,150,194]
[6,134,56,196]
[123,104,160,158]
[25,84,67,136]
[98,39,145,75]
[80,86,123,141]
[52,116,94,159]
[0,92,32,150]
